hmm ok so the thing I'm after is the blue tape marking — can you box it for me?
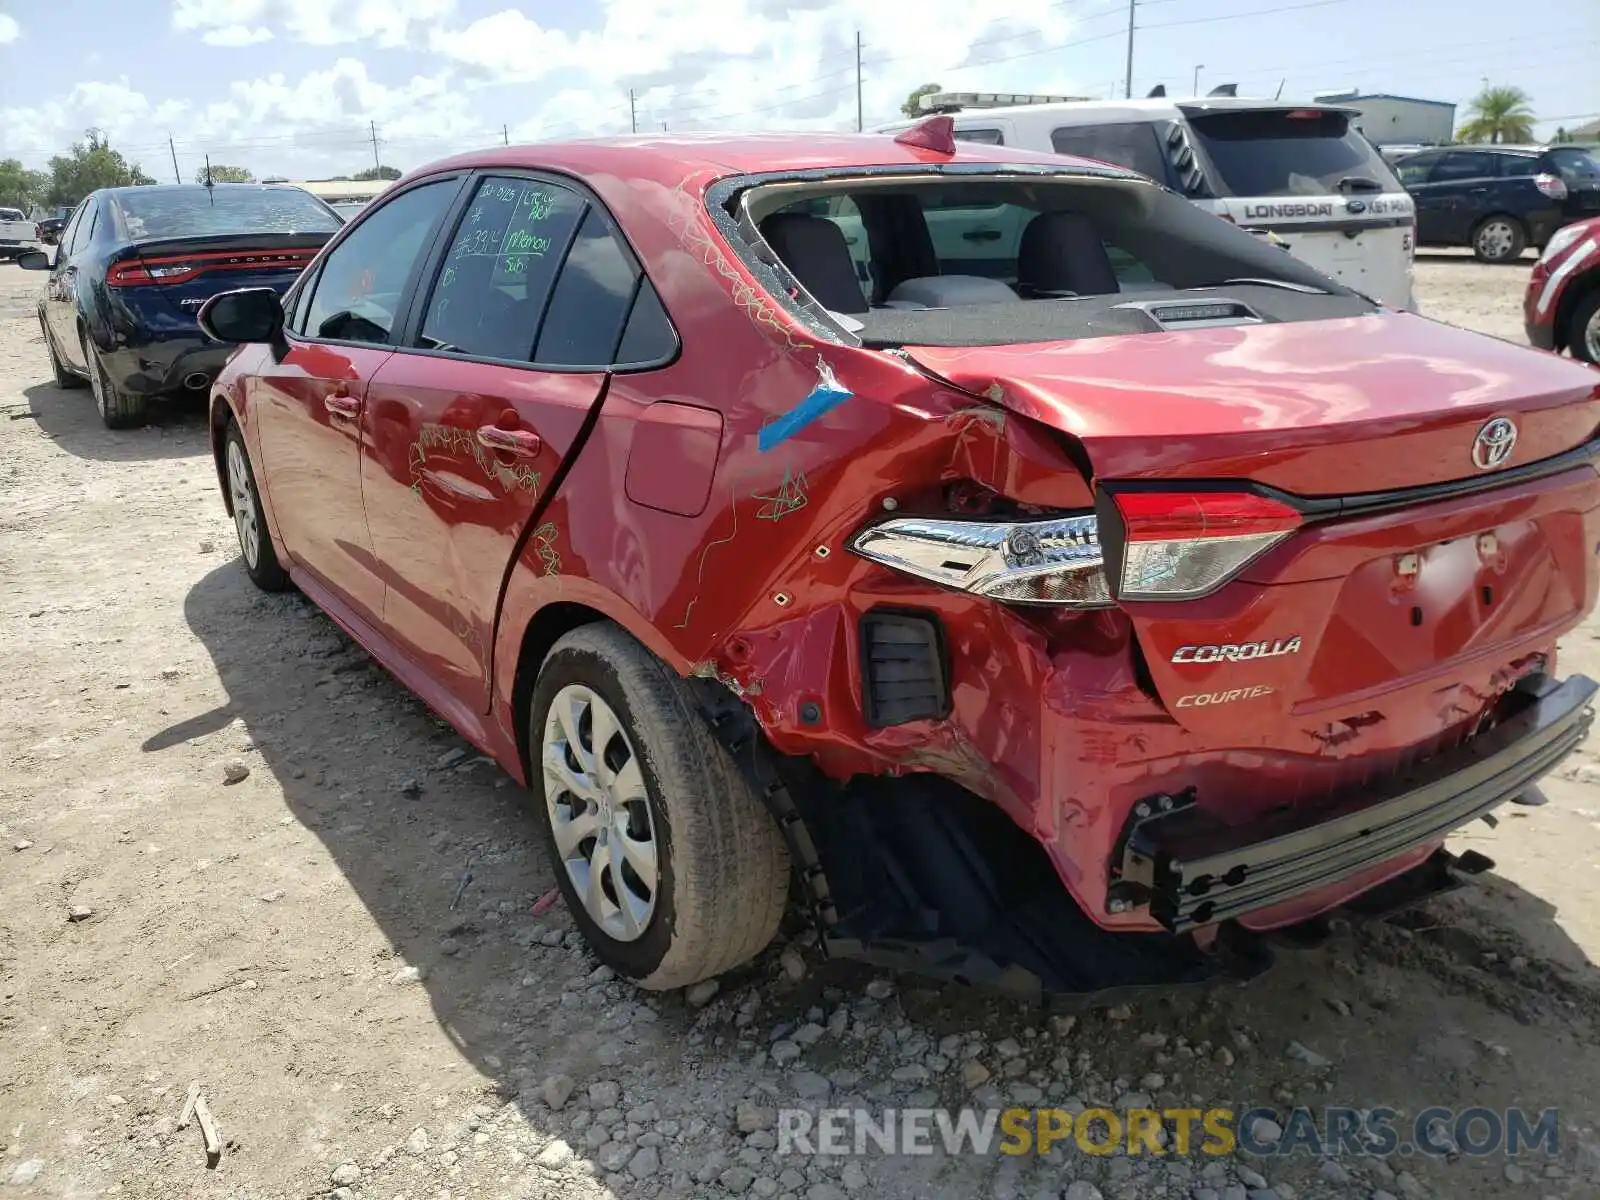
[758,383,853,452]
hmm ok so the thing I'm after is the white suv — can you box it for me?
[879,95,1418,311]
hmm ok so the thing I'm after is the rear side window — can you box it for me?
[418,177,584,361]
[1185,109,1402,197]
[1428,151,1500,183]
[953,128,1004,146]
[302,179,458,344]
[115,187,340,240]
[1498,155,1540,178]
[1049,123,1169,183]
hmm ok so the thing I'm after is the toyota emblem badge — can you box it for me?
[1471,417,1518,470]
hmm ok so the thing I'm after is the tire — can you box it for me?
[1568,290,1600,366]
[40,314,85,389]
[529,624,788,990]
[81,330,147,429]
[223,420,291,592]
[1471,215,1527,264]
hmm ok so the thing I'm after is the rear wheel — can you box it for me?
[1472,216,1527,264]
[529,624,788,990]
[1568,290,1600,365]
[81,330,147,429]
[40,315,85,389]
[224,421,291,591]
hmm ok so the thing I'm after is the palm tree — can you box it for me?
[1456,85,1536,144]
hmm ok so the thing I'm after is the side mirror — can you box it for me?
[16,250,50,271]
[199,287,285,346]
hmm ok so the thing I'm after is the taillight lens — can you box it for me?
[1534,173,1568,201]
[849,513,1112,607]
[106,249,317,287]
[1113,490,1301,599]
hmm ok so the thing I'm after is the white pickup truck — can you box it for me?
[0,207,40,261]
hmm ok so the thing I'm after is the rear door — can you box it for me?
[1394,152,1446,242]
[1183,106,1417,308]
[359,173,666,713]
[1424,151,1504,243]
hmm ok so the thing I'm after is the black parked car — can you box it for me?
[36,206,75,246]
[1393,144,1600,262]
[18,184,342,428]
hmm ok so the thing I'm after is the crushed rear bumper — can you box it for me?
[1115,672,1596,933]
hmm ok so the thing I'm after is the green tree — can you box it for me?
[900,83,943,119]
[1456,85,1536,145]
[352,165,401,181]
[45,129,156,207]
[1552,126,1573,144]
[0,158,49,211]
[195,164,255,184]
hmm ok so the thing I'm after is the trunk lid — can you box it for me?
[107,232,329,321]
[903,313,1600,494]
[902,314,1600,738]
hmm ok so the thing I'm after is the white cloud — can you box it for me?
[12,1,1095,179]
[172,0,455,49]
[202,25,274,47]
[0,14,21,44]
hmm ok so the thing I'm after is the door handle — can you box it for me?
[962,229,1003,242]
[477,425,541,457]
[324,393,360,417]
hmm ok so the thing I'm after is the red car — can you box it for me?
[197,121,1600,1000]
[1526,216,1600,365]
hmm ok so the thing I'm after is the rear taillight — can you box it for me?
[106,249,317,287]
[1534,173,1568,201]
[849,490,1304,606]
[849,513,1112,607]
[1112,490,1301,599]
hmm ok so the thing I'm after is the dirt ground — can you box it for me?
[3,250,1599,1200]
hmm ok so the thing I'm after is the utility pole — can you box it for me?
[168,136,181,185]
[1192,64,1203,96]
[1123,0,1136,99]
[369,121,380,170]
[629,89,638,135]
[855,31,864,132]
[502,124,509,146]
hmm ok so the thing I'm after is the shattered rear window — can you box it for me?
[729,170,1374,347]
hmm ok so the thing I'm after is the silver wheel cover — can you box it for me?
[541,684,658,941]
[226,440,261,569]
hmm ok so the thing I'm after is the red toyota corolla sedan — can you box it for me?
[1526,215,1600,365]
[197,123,1600,1000]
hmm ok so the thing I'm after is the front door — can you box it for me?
[360,174,645,713]
[251,177,463,623]
[45,198,95,370]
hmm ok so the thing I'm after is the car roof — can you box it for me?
[410,131,1126,183]
[101,183,320,199]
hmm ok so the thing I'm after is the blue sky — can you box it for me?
[0,0,1594,181]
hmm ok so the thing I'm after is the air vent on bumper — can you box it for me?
[860,611,950,727]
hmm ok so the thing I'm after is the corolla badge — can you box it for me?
[1471,417,1518,470]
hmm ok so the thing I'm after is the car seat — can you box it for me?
[758,213,869,314]
[1016,212,1120,297]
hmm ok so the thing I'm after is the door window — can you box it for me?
[417,177,584,361]
[1498,155,1540,178]
[1431,152,1499,183]
[1394,155,1438,186]
[301,179,458,345]
[533,208,639,367]
[65,201,97,256]
[1050,123,1169,183]
[56,205,86,257]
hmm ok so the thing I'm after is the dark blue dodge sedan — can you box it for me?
[19,184,342,428]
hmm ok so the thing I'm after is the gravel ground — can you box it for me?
[2,252,1599,1200]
